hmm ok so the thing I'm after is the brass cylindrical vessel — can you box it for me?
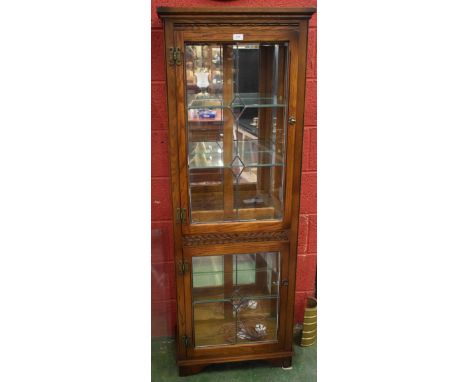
[300,297,317,347]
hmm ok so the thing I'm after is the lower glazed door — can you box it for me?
[182,242,290,359]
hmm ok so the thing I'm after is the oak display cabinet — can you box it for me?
[156,7,316,376]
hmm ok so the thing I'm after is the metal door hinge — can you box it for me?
[178,260,189,275]
[168,47,182,66]
[175,208,187,224]
[182,335,191,348]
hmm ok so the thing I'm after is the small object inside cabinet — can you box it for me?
[156,6,315,376]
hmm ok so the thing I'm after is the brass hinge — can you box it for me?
[168,47,182,66]
[182,335,191,348]
[175,208,187,224]
[178,260,189,275]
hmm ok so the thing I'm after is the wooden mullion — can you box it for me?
[224,254,234,320]
[257,45,275,197]
[223,44,235,220]
[255,252,268,294]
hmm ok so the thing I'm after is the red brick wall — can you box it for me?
[151,0,317,337]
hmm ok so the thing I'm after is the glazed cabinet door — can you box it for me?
[181,242,290,358]
[173,27,299,235]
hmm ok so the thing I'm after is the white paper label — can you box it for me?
[233,34,244,41]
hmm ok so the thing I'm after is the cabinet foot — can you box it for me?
[268,356,292,369]
[179,364,206,377]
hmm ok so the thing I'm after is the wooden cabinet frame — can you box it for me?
[157,7,315,376]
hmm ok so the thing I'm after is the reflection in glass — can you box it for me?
[185,43,289,224]
[192,252,280,348]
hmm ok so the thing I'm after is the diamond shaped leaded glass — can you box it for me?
[229,94,245,120]
[230,155,245,179]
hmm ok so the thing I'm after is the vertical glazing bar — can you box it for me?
[223,44,235,220]
[271,252,280,332]
[223,254,233,323]
[255,253,268,294]
[257,45,275,211]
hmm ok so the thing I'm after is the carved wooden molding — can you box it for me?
[157,7,316,18]
[183,230,289,246]
[174,23,299,28]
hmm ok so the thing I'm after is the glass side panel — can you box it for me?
[192,252,280,348]
[185,43,289,224]
[192,256,224,288]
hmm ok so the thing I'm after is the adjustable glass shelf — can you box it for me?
[193,294,280,305]
[187,93,286,110]
[188,140,284,170]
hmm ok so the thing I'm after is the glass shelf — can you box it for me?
[187,93,286,111]
[188,140,284,170]
[193,266,277,275]
[193,294,279,305]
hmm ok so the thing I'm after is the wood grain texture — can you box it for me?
[178,351,294,376]
[284,19,310,352]
[183,230,289,246]
[222,44,235,220]
[162,19,187,359]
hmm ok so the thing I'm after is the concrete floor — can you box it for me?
[152,336,317,382]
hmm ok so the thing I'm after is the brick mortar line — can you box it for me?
[151,260,175,265]
[151,176,170,180]
[151,299,177,304]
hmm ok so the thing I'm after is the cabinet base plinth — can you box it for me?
[178,354,293,376]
